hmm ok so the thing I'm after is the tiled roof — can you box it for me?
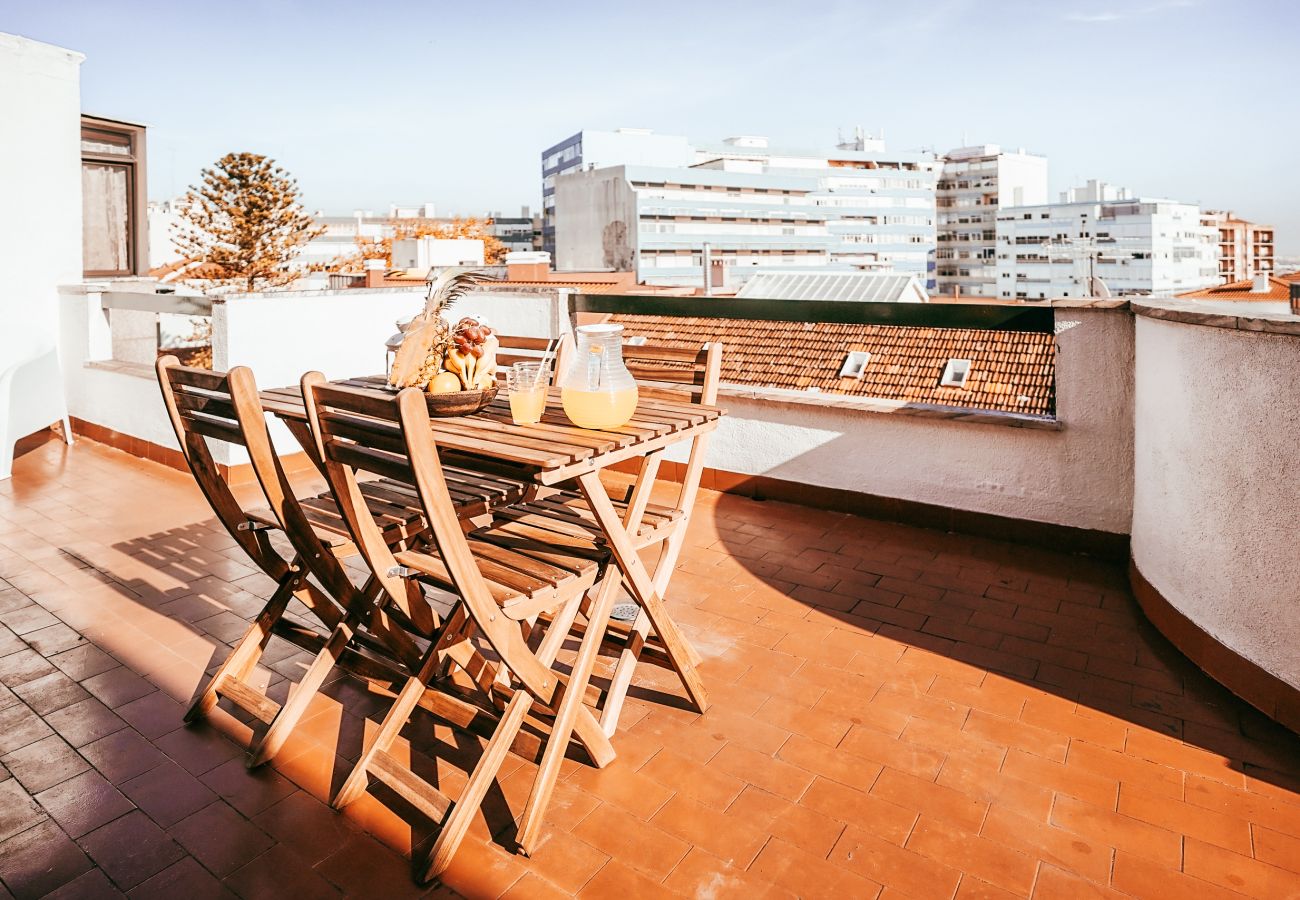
[1178,274,1296,301]
[610,314,1056,416]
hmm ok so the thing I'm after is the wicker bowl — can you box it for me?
[423,385,498,417]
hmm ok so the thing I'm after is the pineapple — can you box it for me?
[387,267,491,389]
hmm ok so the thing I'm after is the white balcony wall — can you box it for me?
[655,308,1135,535]
[0,34,83,351]
[1132,312,1300,689]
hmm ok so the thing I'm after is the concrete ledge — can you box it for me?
[1130,559,1300,737]
[1132,298,1300,336]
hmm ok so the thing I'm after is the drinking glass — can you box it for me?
[507,362,548,425]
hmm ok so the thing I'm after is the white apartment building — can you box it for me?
[937,145,1048,298]
[995,184,1218,299]
[552,131,938,289]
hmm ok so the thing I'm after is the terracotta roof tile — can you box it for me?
[1178,275,1295,301]
[610,314,1056,416]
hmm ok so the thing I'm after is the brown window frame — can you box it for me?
[81,114,149,278]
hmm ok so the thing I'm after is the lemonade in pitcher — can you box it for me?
[560,324,639,430]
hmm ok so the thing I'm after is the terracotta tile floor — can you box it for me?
[2,435,1300,899]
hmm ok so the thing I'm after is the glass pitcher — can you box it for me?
[560,324,639,430]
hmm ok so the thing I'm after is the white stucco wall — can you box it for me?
[0,34,83,351]
[1132,315,1300,689]
[672,308,1134,534]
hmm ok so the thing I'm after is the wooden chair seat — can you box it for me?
[245,478,427,549]
[499,491,682,547]
[394,530,600,621]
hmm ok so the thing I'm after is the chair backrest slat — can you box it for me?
[177,409,247,446]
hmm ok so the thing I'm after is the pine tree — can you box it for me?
[174,152,322,291]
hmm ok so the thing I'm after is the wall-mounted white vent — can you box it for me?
[839,351,871,379]
[940,358,972,387]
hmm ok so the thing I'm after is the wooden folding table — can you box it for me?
[259,376,724,754]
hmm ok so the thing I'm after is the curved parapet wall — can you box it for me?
[1131,300,1300,733]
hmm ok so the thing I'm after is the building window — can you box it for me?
[838,351,871,379]
[940,359,972,387]
[81,115,148,277]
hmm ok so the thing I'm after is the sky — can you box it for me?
[5,0,1298,253]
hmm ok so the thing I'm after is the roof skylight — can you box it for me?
[940,358,972,387]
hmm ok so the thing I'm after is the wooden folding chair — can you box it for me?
[490,332,570,379]
[302,375,617,881]
[156,356,429,766]
[485,340,724,735]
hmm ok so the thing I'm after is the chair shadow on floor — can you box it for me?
[94,516,587,863]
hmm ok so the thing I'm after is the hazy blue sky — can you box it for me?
[5,0,1297,252]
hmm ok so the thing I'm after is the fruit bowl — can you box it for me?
[423,385,498,418]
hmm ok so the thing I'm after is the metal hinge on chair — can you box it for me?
[387,565,412,578]
[237,520,274,532]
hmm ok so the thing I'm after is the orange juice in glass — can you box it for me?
[507,362,548,425]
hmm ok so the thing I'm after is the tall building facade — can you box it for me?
[936,145,1048,298]
[552,132,938,289]
[995,187,1217,299]
[1201,210,1275,284]
[540,129,696,258]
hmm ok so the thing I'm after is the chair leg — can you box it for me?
[247,611,360,768]
[333,670,429,809]
[185,568,299,724]
[418,690,533,883]
[516,568,621,855]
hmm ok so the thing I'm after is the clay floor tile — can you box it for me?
[0,818,94,899]
[980,803,1114,884]
[750,836,885,900]
[11,670,92,717]
[1252,824,1300,875]
[2,734,90,794]
[44,697,129,748]
[870,767,989,834]
[523,828,610,894]
[152,723,243,776]
[199,757,298,819]
[1049,795,1182,870]
[79,728,168,785]
[0,648,59,688]
[576,858,667,899]
[250,791,358,866]
[222,843,342,900]
[637,748,746,811]
[0,779,47,844]
[798,776,915,845]
[499,872,571,900]
[77,810,185,891]
[712,742,816,801]
[833,728,947,782]
[1031,862,1131,899]
[570,803,690,881]
[80,666,157,709]
[1109,850,1245,900]
[318,833,439,899]
[39,867,123,899]
[118,759,217,828]
[0,701,55,755]
[663,847,796,899]
[128,856,237,900]
[648,793,768,869]
[170,800,275,878]
[113,689,184,742]
[905,816,1038,896]
[1002,749,1119,811]
[48,643,120,682]
[34,768,134,838]
[22,622,85,657]
[432,833,531,899]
